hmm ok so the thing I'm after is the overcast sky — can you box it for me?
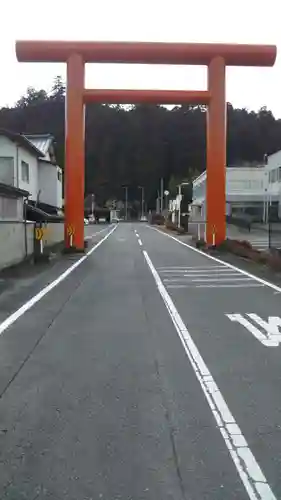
[1,0,280,116]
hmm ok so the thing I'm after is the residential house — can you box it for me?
[0,130,63,218]
[24,134,63,213]
[0,129,42,200]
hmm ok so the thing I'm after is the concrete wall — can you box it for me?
[42,222,64,247]
[0,194,24,221]
[0,222,64,270]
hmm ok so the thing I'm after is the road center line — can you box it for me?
[138,238,143,246]
[0,224,118,337]
[143,248,276,500]
[148,225,281,294]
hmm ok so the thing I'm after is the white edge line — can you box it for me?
[142,248,276,500]
[0,224,118,336]
[147,225,281,294]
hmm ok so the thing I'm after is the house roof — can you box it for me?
[24,134,56,163]
[0,182,29,198]
[0,129,43,157]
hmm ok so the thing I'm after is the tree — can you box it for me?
[50,76,65,102]
[16,87,48,108]
[1,77,281,209]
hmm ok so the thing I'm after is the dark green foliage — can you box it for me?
[1,78,281,209]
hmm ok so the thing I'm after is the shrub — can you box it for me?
[196,239,206,249]
[151,213,164,225]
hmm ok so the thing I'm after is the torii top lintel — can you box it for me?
[16,40,276,66]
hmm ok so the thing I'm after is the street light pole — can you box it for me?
[178,184,182,228]
[160,178,164,213]
[124,186,128,221]
[139,186,144,219]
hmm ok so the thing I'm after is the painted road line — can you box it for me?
[191,277,253,282]
[157,266,226,270]
[143,248,277,500]
[166,284,265,289]
[84,226,111,240]
[186,274,243,278]
[0,225,118,337]
[138,238,143,246]
[226,314,279,347]
[148,226,281,294]
[159,269,235,274]
[195,284,265,288]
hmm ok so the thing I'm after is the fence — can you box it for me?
[0,221,64,271]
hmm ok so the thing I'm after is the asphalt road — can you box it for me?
[0,222,280,499]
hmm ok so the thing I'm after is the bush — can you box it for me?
[216,238,281,270]
[267,252,281,271]
[196,239,206,249]
[151,213,164,225]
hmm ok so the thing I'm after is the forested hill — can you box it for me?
[1,76,281,208]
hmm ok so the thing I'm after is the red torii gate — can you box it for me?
[16,41,276,250]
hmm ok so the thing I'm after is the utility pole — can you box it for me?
[91,193,95,219]
[124,186,128,221]
[139,186,144,219]
[160,178,164,213]
[178,184,182,228]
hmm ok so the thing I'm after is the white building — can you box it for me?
[191,165,271,221]
[24,134,63,212]
[265,150,281,219]
[0,130,63,215]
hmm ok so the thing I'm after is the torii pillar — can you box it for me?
[15,41,276,250]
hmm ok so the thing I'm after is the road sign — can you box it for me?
[67,225,75,236]
[35,227,44,240]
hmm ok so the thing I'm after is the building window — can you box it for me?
[57,170,62,182]
[279,167,281,182]
[21,161,29,183]
[0,157,14,185]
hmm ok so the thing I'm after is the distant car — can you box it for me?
[84,218,89,225]
[140,215,148,222]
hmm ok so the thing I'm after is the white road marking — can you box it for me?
[161,266,259,287]
[84,226,111,240]
[167,284,265,289]
[226,314,279,347]
[159,268,236,274]
[138,238,143,246]
[184,272,244,277]
[148,226,281,294]
[143,249,277,500]
[163,277,252,282]
[191,277,253,282]
[0,225,118,337]
[157,266,226,270]
[195,284,265,289]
